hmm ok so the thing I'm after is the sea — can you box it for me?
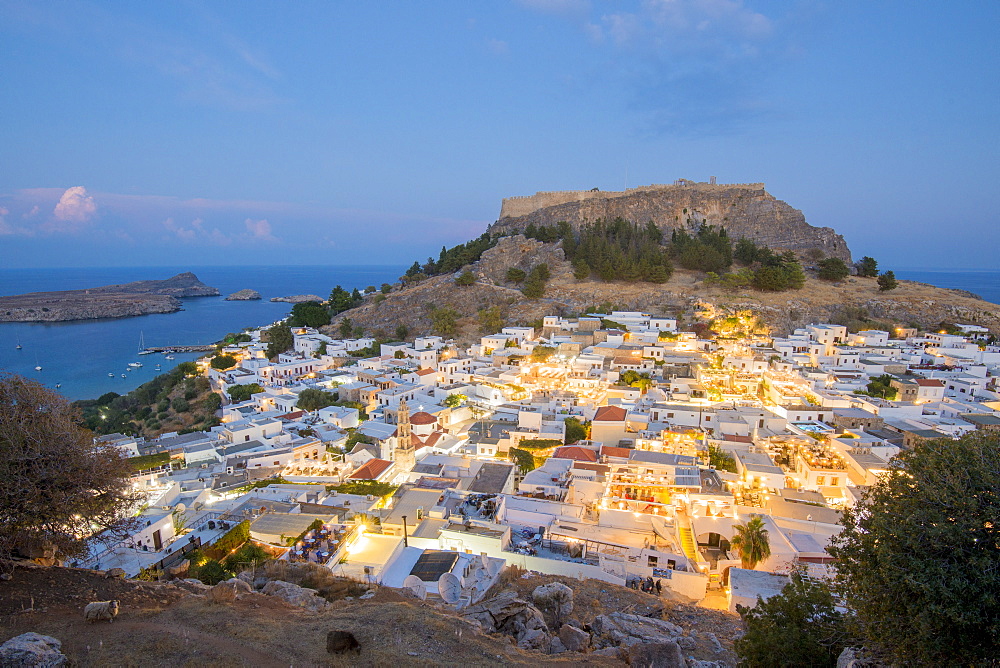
[0,265,405,401]
[0,266,997,402]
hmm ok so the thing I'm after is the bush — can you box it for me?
[210,354,238,370]
[296,388,339,411]
[817,258,850,281]
[228,383,263,403]
[222,541,269,573]
[194,559,232,586]
[877,270,898,291]
[171,397,190,413]
[206,520,251,561]
[455,270,476,286]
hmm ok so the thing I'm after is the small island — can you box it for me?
[270,294,325,303]
[0,272,220,323]
[226,289,262,301]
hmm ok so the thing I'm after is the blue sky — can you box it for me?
[1,1,997,269]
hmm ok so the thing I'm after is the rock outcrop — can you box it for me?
[261,579,330,612]
[0,632,68,667]
[226,289,262,301]
[0,272,219,323]
[492,181,852,262]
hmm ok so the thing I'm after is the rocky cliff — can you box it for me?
[330,235,1000,340]
[491,181,852,262]
[0,272,219,323]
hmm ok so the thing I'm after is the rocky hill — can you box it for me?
[328,235,1000,340]
[492,181,852,263]
[0,272,219,323]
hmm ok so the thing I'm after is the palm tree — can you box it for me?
[730,514,771,569]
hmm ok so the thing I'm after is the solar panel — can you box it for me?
[409,550,460,582]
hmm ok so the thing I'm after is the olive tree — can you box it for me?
[0,374,142,560]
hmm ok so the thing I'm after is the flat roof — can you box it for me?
[409,550,459,582]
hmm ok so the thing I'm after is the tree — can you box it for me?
[210,354,238,370]
[856,256,878,278]
[455,270,476,286]
[287,301,330,328]
[730,515,771,569]
[828,432,1000,666]
[735,570,851,668]
[708,444,737,473]
[394,323,409,340]
[506,267,526,284]
[443,393,467,408]
[877,270,898,291]
[564,417,588,444]
[265,323,293,359]
[429,306,460,338]
[572,258,590,280]
[338,317,354,339]
[817,258,850,281]
[0,374,142,559]
[478,306,503,334]
[380,283,392,294]
[228,383,263,403]
[296,388,339,411]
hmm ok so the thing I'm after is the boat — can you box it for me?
[165,355,175,360]
[137,331,154,355]
[108,373,115,377]
[15,337,22,350]
[121,374,127,378]
[35,366,42,371]
[128,362,143,368]
[55,383,61,388]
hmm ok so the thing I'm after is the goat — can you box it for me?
[83,600,120,623]
[326,630,361,655]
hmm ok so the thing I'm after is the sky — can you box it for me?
[0,1,997,269]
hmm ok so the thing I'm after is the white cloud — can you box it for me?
[53,186,97,224]
[244,218,277,241]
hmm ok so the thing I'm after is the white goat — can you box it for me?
[83,600,120,623]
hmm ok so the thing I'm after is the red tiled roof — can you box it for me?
[349,458,394,480]
[412,431,444,448]
[915,379,945,387]
[552,446,599,462]
[722,434,753,443]
[416,368,437,376]
[410,411,437,425]
[600,445,632,458]
[572,462,610,474]
[277,410,305,420]
[593,405,628,422]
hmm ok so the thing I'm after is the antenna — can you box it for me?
[438,572,462,604]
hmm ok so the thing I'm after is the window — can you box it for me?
[831,477,839,486]
[245,435,250,441]
[816,476,825,485]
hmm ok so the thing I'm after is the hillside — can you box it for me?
[0,562,740,666]
[327,235,1000,341]
[492,181,852,263]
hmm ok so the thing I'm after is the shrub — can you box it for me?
[817,258,850,281]
[455,270,476,286]
[506,267,526,283]
[210,354,238,370]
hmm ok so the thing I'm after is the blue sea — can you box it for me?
[894,269,1000,304]
[0,265,404,400]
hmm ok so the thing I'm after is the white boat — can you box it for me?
[121,374,126,378]
[108,373,114,377]
[35,365,42,371]
[128,362,143,368]
[165,355,175,360]
[15,337,22,350]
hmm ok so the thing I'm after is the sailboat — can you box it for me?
[15,337,22,350]
[137,331,153,355]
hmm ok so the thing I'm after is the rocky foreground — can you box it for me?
[0,272,219,323]
[0,561,738,667]
[327,235,1000,340]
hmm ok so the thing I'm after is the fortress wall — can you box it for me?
[499,182,766,219]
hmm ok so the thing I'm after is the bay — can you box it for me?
[894,269,1000,304]
[0,265,404,400]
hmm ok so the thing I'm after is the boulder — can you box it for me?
[461,591,547,636]
[103,568,126,579]
[175,579,211,595]
[608,611,683,643]
[531,582,573,626]
[591,614,621,635]
[261,580,329,613]
[629,641,686,668]
[226,577,253,595]
[558,624,591,652]
[593,647,625,658]
[549,637,567,654]
[164,560,190,580]
[208,581,239,604]
[704,631,724,654]
[516,628,550,651]
[0,632,68,667]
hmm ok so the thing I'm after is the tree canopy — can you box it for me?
[731,515,771,569]
[817,257,850,281]
[735,570,850,668]
[228,383,263,403]
[877,270,898,291]
[296,388,339,412]
[265,323,294,359]
[287,301,330,328]
[855,256,878,278]
[210,353,238,370]
[0,374,142,559]
[828,432,1000,666]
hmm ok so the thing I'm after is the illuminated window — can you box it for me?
[816,476,825,485]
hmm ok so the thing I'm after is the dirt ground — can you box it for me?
[0,563,629,667]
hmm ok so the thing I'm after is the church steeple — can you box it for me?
[394,398,415,472]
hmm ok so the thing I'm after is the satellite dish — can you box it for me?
[174,503,186,514]
[650,516,672,542]
[479,553,489,570]
[486,559,503,578]
[403,574,427,600]
[438,572,462,604]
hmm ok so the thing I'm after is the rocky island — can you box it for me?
[225,289,262,301]
[270,294,325,303]
[0,272,220,323]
